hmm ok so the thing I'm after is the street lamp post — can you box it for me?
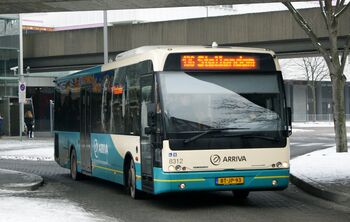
[18,14,24,141]
[103,10,108,64]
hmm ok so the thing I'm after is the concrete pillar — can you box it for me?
[285,83,292,107]
[316,82,322,116]
[292,84,307,122]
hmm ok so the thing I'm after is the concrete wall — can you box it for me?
[23,8,350,59]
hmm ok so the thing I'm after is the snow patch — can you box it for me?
[0,197,108,222]
[292,121,350,128]
[0,155,53,161]
[292,129,314,132]
[0,139,53,161]
[291,147,350,183]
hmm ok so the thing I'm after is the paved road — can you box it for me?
[290,127,340,158]
[0,127,349,222]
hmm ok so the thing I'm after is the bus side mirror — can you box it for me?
[287,107,292,136]
[145,103,156,135]
[144,126,155,135]
[147,103,156,126]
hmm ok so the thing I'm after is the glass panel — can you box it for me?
[0,15,19,135]
[159,72,284,133]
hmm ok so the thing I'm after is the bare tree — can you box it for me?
[295,57,328,121]
[283,1,350,152]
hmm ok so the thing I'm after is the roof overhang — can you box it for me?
[0,0,313,14]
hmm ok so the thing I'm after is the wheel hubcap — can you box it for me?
[129,162,136,198]
[71,154,76,179]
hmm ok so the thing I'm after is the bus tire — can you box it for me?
[128,159,142,199]
[232,190,250,199]
[70,149,82,181]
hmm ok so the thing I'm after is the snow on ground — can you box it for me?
[0,196,111,222]
[291,147,350,183]
[292,128,314,132]
[0,138,118,222]
[292,121,350,128]
[0,139,54,161]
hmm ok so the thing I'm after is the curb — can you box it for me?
[0,169,44,191]
[290,173,350,206]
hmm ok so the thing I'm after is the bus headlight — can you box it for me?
[272,180,278,186]
[168,165,175,171]
[175,165,182,171]
[282,162,289,168]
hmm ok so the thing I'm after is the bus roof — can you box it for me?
[56,45,276,84]
[103,45,275,72]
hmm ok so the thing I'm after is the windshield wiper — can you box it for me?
[183,127,249,144]
[219,134,281,142]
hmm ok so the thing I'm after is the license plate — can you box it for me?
[216,177,244,185]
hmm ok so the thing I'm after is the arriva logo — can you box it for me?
[93,139,109,159]
[210,154,247,166]
[210,154,221,166]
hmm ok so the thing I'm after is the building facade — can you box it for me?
[0,15,20,136]
[285,81,350,122]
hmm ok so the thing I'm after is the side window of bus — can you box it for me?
[93,71,113,133]
[111,68,126,134]
[54,87,62,130]
[126,66,141,136]
[110,63,145,136]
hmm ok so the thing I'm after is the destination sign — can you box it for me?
[181,55,258,70]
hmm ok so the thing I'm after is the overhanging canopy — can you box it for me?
[0,0,313,14]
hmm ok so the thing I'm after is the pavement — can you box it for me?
[290,147,350,207]
[0,133,350,209]
[0,135,48,192]
[0,168,43,191]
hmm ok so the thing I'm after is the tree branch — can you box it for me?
[303,58,311,81]
[335,3,350,18]
[319,0,330,28]
[283,2,331,65]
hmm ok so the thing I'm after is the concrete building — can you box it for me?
[1,5,350,134]
[0,14,20,136]
[281,58,350,122]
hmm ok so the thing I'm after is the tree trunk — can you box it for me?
[332,74,348,152]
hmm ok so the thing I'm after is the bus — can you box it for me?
[54,45,292,199]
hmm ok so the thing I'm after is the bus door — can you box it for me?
[80,86,92,174]
[140,74,155,192]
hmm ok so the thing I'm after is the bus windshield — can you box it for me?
[159,72,286,136]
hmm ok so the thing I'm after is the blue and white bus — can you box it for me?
[54,45,291,199]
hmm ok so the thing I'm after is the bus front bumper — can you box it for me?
[152,167,289,195]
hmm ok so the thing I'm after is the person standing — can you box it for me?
[0,113,3,138]
[24,110,34,138]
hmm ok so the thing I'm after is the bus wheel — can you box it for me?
[128,159,142,199]
[70,149,82,180]
[232,190,250,199]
